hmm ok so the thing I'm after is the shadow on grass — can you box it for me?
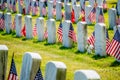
[87,24,95,26]
[75,50,86,54]
[110,60,120,67]
[44,43,56,46]
[59,46,72,50]
[22,38,27,41]
[92,55,108,60]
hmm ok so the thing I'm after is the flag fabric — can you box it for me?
[28,2,32,13]
[0,14,5,30]
[106,30,120,60]
[34,68,44,80]
[98,8,105,23]
[106,29,111,49]
[9,0,12,10]
[33,24,37,37]
[21,24,26,36]
[42,3,47,16]
[44,29,48,39]
[52,8,56,17]
[33,2,38,15]
[116,17,120,25]
[103,0,107,9]
[12,18,16,30]
[87,31,95,46]
[12,0,16,12]
[81,6,85,21]
[57,22,63,42]
[68,23,77,42]
[71,9,75,23]
[8,54,18,80]
[88,7,96,23]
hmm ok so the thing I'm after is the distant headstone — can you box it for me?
[114,25,120,34]
[24,0,30,14]
[77,21,87,52]
[89,0,95,7]
[64,0,69,5]
[118,25,120,33]
[74,70,100,80]
[15,14,22,37]
[45,61,67,80]
[39,1,44,17]
[65,3,71,20]
[96,6,103,23]
[96,0,103,6]
[108,8,116,29]
[62,20,73,48]
[20,52,42,80]
[5,13,12,34]
[56,1,62,20]
[117,0,120,15]
[74,5,80,22]
[47,19,56,44]
[95,23,106,56]
[48,1,54,19]
[85,5,92,24]
[80,0,85,9]
[36,17,45,41]
[25,15,33,39]
[7,0,11,12]
[0,45,8,80]
[18,0,23,14]
[72,0,76,8]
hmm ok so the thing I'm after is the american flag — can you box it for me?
[88,7,96,23]
[34,68,44,80]
[0,14,5,30]
[116,16,120,25]
[106,29,111,49]
[44,29,48,39]
[57,22,63,42]
[33,2,38,15]
[33,24,37,37]
[28,2,32,13]
[106,30,120,60]
[20,0,23,6]
[87,31,95,46]
[71,8,75,23]
[21,24,26,36]
[8,54,18,80]
[9,0,12,10]
[98,8,104,23]
[81,6,85,21]
[12,18,16,30]
[12,0,16,12]
[1,1,6,10]
[42,3,47,16]
[68,23,77,42]
[103,0,107,9]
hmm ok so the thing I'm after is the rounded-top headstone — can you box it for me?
[74,70,100,80]
[20,52,42,80]
[45,61,67,80]
[0,45,8,80]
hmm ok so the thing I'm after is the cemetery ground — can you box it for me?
[0,0,120,80]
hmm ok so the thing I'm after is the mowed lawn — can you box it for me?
[0,0,120,80]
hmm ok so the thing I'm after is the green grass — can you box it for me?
[0,0,120,80]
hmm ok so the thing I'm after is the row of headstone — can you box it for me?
[0,45,100,80]
[2,12,112,57]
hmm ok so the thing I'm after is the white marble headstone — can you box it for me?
[15,14,22,37]
[65,3,71,20]
[117,0,120,15]
[0,45,8,80]
[36,17,45,41]
[85,5,92,24]
[47,19,56,43]
[5,13,12,34]
[89,0,95,7]
[18,0,23,14]
[25,15,33,39]
[32,0,36,16]
[7,0,11,12]
[74,70,100,80]
[108,8,116,29]
[62,20,73,48]
[56,1,62,20]
[74,5,80,22]
[48,1,54,19]
[95,23,106,56]
[24,0,30,14]
[39,1,44,17]
[20,52,42,80]
[96,0,103,6]
[45,61,67,80]
[77,21,87,52]
[64,0,69,5]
